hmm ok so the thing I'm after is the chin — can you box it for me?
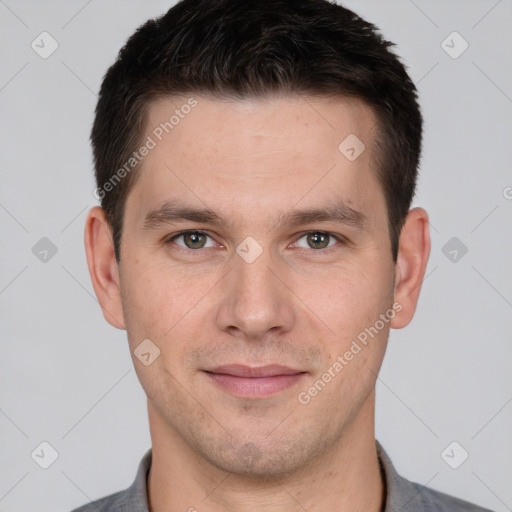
[197,434,325,480]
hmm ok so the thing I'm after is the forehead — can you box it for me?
[125,94,384,229]
[145,93,376,162]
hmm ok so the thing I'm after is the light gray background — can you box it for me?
[1,1,511,511]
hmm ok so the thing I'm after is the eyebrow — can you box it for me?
[141,200,368,231]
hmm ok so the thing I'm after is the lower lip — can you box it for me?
[205,372,306,398]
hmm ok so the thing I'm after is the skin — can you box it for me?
[85,94,430,511]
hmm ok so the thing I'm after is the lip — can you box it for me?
[204,364,306,398]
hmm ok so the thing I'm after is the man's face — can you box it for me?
[118,95,396,477]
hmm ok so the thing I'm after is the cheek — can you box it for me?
[120,259,219,365]
[297,262,391,339]
[120,264,195,399]
[120,261,181,344]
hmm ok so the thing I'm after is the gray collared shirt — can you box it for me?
[71,442,494,511]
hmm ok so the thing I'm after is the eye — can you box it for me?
[293,231,343,251]
[167,230,217,250]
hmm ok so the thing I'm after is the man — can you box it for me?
[76,0,492,510]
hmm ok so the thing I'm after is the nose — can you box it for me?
[215,244,296,340]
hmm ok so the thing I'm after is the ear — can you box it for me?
[390,207,431,329]
[84,206,126,329]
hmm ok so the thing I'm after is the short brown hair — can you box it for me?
[91,0,422,263]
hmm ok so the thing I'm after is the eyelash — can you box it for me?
[164,230,345,254]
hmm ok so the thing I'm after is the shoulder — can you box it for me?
[69,488,130,512]
[70,448,152,512]
[376,441,495,512]
[405,481,495,511]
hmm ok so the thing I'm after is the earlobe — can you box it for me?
[390,207,431,330]
[84,206,126,330]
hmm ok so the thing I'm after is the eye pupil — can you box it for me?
[308,232,329,249]
[184,231,206,249]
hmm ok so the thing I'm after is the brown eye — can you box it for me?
[294,231,339,250]
[168,230,214,250]
[306,232,330,249]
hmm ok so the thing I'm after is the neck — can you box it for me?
[147,393,384,512]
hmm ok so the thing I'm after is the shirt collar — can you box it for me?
[376,440,421,510]
[123,448,152,511]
